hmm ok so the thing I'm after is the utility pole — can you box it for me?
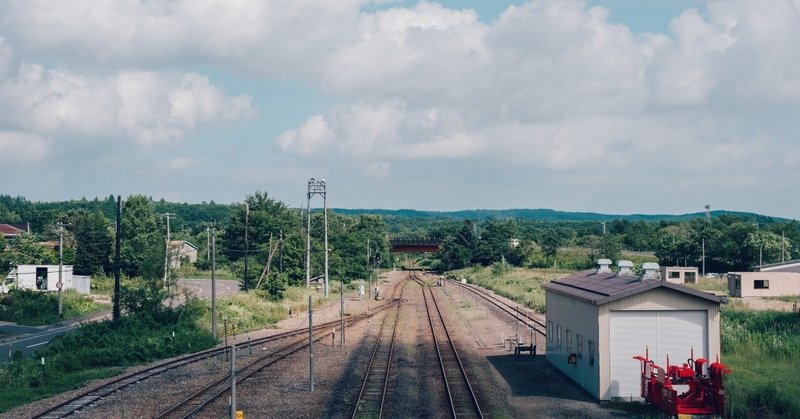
[230,343,237,419]
[206,226,210,261]
[308,295,314,391]
[340,279,345,347]
[113,196,121,322]
[162,212,175,289]
[212,226,217,339]
[244,203,249,291]
[57,221,67,318]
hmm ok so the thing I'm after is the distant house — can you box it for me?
[728,259,800,297]
[661,266,699,284]
[0,222,29,239]
[169,240,198,269]
[3,265,91,294]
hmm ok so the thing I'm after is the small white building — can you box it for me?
[3,265,90,294]
[728,259,800,297]
[543,260,722,401]
[661,266,699,284]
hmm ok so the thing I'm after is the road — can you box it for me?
[0,310,112,362]
[0,278,238,362]
[177,278,241,300]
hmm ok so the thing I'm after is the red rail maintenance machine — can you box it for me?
[633,347,731,417]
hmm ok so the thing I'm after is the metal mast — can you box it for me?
[306,178,329,297]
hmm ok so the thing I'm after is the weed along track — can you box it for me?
[446,278,547,346]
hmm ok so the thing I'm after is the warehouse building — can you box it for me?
[543,260,722,401]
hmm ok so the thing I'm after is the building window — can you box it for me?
[735,278,741,289]
[577,334,583,356]
[669,271,681,279]
[685,272,697,283]
[754,280,770,289]
[557,325,562,348]
[566,329,572,352]
[547,320,553,342]
[588,340,595,367]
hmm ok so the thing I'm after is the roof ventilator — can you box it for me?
[597,259,612,273]
[642,262,660,280]
[617,260,634,275]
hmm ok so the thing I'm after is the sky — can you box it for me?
[1,0,799,218]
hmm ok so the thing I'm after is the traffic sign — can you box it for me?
[56,282,63,290]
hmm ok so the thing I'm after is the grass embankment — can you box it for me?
[448,265,570,313]
[0,280,342,413]
[451,265,800,418]
[0,296,216,412]
[0,289,109,326]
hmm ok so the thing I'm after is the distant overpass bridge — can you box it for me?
[389,237,444,253]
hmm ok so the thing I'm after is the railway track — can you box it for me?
[33,295,399,419]
[154,279,408,419]
[415,275,484,419]
[351,280,408,419]
[445,277,546,338]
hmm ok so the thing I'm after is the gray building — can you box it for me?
[543,260,722,400]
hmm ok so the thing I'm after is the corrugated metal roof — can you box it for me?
[543,269,722,306]
[754,259,800,273]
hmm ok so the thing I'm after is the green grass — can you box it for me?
[0,367,123,412]
[0,293,216,413]
[721,309,800,418]
[447,265,571,313]
[684,277,728,293]
[0,289,108,326]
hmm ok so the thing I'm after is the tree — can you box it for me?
[221,191,298,289]
[539,230,562,259]
[120,195,164,279]
[473,219,517,266]
[72,211,113,276]
[438,220,478,270]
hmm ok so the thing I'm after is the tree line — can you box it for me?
[0,193,389,299]
[2,193,798,286]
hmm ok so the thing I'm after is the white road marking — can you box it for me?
[27,341,49,348]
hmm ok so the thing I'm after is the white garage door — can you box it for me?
[609,310,707,399]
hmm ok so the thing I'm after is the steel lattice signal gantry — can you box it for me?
[306,178,329,297]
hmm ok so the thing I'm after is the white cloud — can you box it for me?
[278,114,336,156]
[161,156,207,170]
[0,131,49,166]
[0,64,254,147]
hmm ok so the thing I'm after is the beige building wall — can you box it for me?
[728,272,800,297]
[661,266,700,284]
[545,291,600,398]
[597,288,721,400]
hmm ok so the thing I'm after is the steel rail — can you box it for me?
[157,278,408,419]
[33,299,397,419]
[446,278,546,337]
[351,279,407,419]
[415,275,483,419]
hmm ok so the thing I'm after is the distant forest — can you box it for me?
[2,194,798,277]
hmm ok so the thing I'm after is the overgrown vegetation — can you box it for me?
[447,265,571,313]
[722,309,800,418]
[0,286,216,412]
[0,289,107,326]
